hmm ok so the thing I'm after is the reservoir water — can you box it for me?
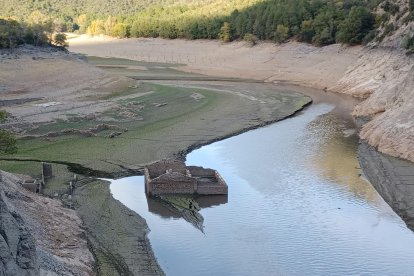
[110,99,414,275]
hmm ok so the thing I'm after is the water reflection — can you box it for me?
[303,113,381,203]
[147,195,228,231]
[111,103,414,276]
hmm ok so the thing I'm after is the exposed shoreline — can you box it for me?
[0,36,413,275]
[68,35,414,164]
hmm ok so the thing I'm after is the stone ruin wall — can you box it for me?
[150,179,196,195]
[197,171,228,195]
[145,160,228,196]
[188,166,216,177]
[147,160,187,179]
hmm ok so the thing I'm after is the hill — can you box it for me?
[1,0,413,49]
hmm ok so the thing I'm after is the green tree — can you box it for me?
[274,24,289,43]
[299,20,315,43]
[0,130,17,154]
[337,6,375,44]
[219,22,232,42]
[243,33,257,46]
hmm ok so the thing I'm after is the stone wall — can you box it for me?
[145,160,228,196]
[146,160,187,179]
[197,185,228,195]
[188,166,216,178]
[150,181,195,195]
[146,171,196,196]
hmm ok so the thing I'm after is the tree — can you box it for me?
[243,33,257,46]
[0,130,17,154]
[274,24,289,43]
[299,20,315,43]
[336,7,375,44]
[111,23,129,38]
[0,19,24,48]
[104,16,117,35]
[219,22,232,42]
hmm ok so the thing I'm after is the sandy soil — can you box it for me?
[69,35,362,90]
[0,46,136,126]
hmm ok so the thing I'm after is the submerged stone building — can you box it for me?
[144,159,228,196]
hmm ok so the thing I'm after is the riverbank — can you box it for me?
[69,35,414,163]
[0,46,313,275]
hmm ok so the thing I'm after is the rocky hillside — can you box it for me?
[0,171,95,275]
[331,0,414,162]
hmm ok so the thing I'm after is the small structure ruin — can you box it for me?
[145,159,228,196]
[20,179,42,193]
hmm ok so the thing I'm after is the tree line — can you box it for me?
[0,14,67,49]
[2,0,413,47]
[82,0,383,46]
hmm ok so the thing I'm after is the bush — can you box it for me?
[274,24,289,43]
[111,23,129,38]
[382,1,400,15]
[0,130,17,154]
[402,34,414,53]
[53,33,68,47]
[243,33,257,46]
[0,110,6,122]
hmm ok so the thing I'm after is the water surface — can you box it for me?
[111,102,414,275]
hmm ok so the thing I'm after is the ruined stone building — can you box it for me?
[145,159,228,196]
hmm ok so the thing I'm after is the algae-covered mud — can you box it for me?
[0,53,313,275]
[0,56,311,176]
[111,100,414,275]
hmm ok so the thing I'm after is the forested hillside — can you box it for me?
[1,0,413,47]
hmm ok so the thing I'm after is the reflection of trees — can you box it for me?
[304,114,379,204]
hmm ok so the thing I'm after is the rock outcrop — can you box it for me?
[0,171,95,275]
[0,184,38,275]
[331,48,414,162]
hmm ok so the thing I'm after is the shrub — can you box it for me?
[402,34,414,53]
[0,110,6,122]
[0,130,17,154]
[274,25,289,43]
[53,33,68,47]
[243,33,257,46]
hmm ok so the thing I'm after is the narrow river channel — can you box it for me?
[111,96,414,275]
